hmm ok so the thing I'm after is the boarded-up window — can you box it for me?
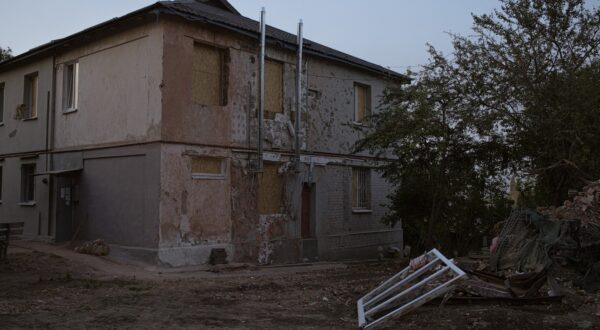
[352,167,371,210]
[23,73,38,119]
[193,43,226,106]
[191,156,225,179]
[257,163,283,214]
[265,60,283,117]
[354,83,371,123]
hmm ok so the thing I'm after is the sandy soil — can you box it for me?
[1,246,599,329]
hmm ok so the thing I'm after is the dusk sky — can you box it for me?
[1,0,599,73]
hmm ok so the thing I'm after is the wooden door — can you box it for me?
[301,184,312,238]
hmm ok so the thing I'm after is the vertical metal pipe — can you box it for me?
[47,56,57,238]
[257,7,266,172]
[295,19,303,172]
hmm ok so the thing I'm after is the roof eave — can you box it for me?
[0,2,162,72]
[159,6,410,83]
[0,1,411,83]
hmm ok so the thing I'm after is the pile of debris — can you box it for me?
[541,180,600,226]
[487,180,600,293]
[74,239,110,256]
[539,181,600,293]
[357,181,600,328]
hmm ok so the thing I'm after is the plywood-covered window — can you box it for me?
[257,163,283,214]
[23,73,38,119]
[0,165,3,202]
[191,156,225,179]
[265,59,283,118]
[352,167,371,210]
[193,42,226,106]
[354,83,371,123]
[20,163,36,203]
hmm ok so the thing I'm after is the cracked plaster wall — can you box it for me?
[160,18,402,265]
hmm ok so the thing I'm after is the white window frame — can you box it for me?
[191,157,226,180]
[62,62,79,113]
[23,73,38,120]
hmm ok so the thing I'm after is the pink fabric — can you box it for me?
[490,237,499,253]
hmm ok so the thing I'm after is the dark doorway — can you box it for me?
[301,183,313,239]
[56,176,78,242]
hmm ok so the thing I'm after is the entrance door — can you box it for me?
[301,183,312,238]
[55,177,75,242]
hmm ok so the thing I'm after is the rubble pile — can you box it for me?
[74,239,110,256]
[484,180,600,294]
[538,181,600,293]
[356,183,600,327]
[540,180,600,227]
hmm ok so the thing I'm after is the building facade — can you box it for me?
[0,0,406,266]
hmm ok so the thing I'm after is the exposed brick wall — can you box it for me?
[313,165,402,260]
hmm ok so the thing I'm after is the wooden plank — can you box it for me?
[355,84,368,122]
[257,163,283,214]
[7,229,23,236]
[193,43,222,106]
[0,222,25,241]
[191,157,223,175]
[265,60,283,114]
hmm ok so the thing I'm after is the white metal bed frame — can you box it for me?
[357,249,466,329]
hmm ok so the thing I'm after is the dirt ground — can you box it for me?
[1,246,599,329]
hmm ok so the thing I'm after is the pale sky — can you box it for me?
[1,0,599,72]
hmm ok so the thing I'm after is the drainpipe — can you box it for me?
[45,56,55,172]
[47,56,57,238]
[295,19,303,172]
[50,57,57,172]
[257,7,266,172]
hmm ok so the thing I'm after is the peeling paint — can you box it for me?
[0,8,408,268]
[257,214,288,265]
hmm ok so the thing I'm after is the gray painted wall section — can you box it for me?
[0,58,53,156]
[0,155,51,239]
[68,144,161,249]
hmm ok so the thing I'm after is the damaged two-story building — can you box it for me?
[0,0,408,266]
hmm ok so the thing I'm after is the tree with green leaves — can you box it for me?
[453,0,600,205]
[356,47,512,254]
[0,46,12,62]
[357,0,600,254]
